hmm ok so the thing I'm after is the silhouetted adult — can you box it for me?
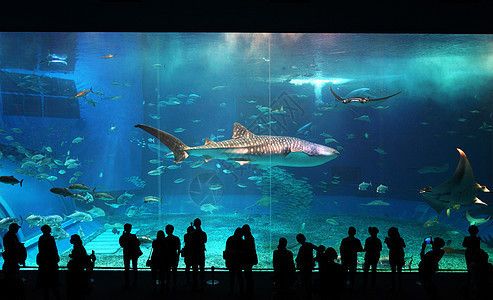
[385,226,406,290]
[323,247,345,300]
[2,222,26,299]
[66,234,95,300]
[36,225,60,300]
[150,230,166,289]
[119,223,142,288]
[224,227,244,295]
[363,226,382,288]
[339,226,363,289]
[418,236,445,299]
[463,225,481,270]
[295,233,316,300]
[272,237,295,293]
[164,224,181,290]
[473,248,493,299]
[241,224,258,296]
[190,218,207,290]
[182,225,194,285]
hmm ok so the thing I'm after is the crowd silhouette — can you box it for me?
[1,220,493,299]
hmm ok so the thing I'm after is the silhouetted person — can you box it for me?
[339,226,363,289]
[418,236,445,299]
[463,225,485,299]
[2,222,26,299]
[164,224,181,290]
[272,237,295,294]
[119,223,142,288]
[295,233,316,300]
[472,248,493,300]
[321,247,344,300]
[242,224,258,296]
[224,227,244,295]
[190,218,207,290]
[36,225,60,300]
[316,245,327,297]
[385,226,406,290]
[182,225,194,285]
[151,230,166,289]
[66,234,95,300]
[363,226,382,288]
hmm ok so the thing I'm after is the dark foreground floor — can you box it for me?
[0,270,491,300]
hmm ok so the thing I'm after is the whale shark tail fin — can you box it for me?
[135,124,189,163]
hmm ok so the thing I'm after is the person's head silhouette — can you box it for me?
[234,227,243,238]
[432,237,445,250]
[165,224,174,235]
[157,230,165,239]
[468,225,479,236]
[8,222,20,233]
[193,218,201,228]
[242,224,251,236]
[70,234,82,246]
[325,247,338,262]
[278,237,287,250]
[296,233,306,244]
[348,226,356,237]
[368,226,379,237]
[124,223,132,233]
[41,224,51,235]
[388,226,399,239]
[186,225,194,234]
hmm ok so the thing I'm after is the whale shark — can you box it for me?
[420,148,489,214]
[135,122,339,168]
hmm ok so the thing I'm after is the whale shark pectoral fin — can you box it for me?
[474,197,488,206]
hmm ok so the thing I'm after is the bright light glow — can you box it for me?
[289,77,352,104]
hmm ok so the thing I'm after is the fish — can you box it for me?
[376,184,389,194]
[94,192,114,201]
[137,235,153,244]
[112,227,120,235]
[237,183,247,188]
[31,154,45,160]
[50,187,74,197]
[52,226,70,240]
[423,216,439,228]
[374,148,387,155]
[200,203,220,214]
[325,218,339,225]
[147,169,164,176]
[72,137,84,144]
[144,196,160,203]
[117,192,134,204]
[174,178,185,184]
[5,136,14,141]
[358,181,372,191]
[420,148,489,214]
[361,200,390,206]
[296,122,312,135]
[125,206,140,217]
[75,88,93,98]
[418,163,449,174]
[211,85,227,91]
[0,217,20,230]
[65,211,93,222]
[135,123,339,168]
[329,86,401,105]
[69,177,78,184]
[86,206,106,218]
[58,170,66,175]
[0,176,23,187]
[248,176,262,181]
[208,184,223,191]
[465,210,491,226]
[101,54,114,59]
[190,160,205,168]
[26,214,44,227]
[46,176,58,182]
[68,183,92,192]
[354,115,371,122]
[174,128,186,133]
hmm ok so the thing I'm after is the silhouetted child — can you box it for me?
[462,225,481,271]
[363,226,382,288]
[36,225,60,300]
[462,225,486,299]
[150,230,166,289]
[339,226,363,288]
[164,224,181,290]
[242,224,258,296]
[224,227,244,295]
[385,226,406,290]
[182,225,194,285]
[119,223,142,288]
[272,237,296,293]
[322,247,344,300]
[418,236,445,299]
[190,218,207,290]
[295,233,316,300]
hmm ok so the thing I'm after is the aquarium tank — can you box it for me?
[0,33,492,270]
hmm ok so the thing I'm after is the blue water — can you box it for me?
[0,33,493,269]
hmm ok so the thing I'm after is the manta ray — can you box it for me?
[135,122,339,167]
[329,86,401,104]
[420,148,489,215]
